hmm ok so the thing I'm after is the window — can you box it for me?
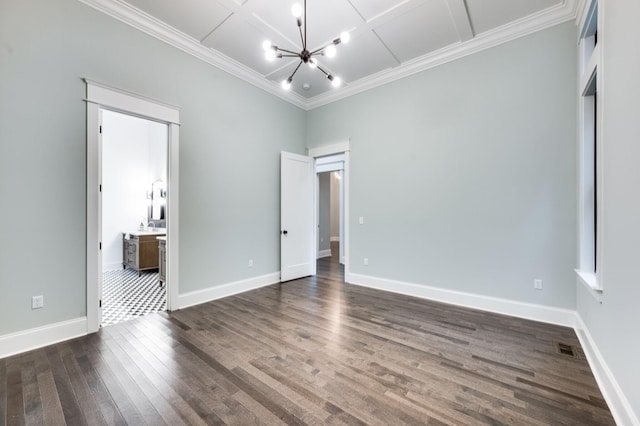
[576,0,601,293]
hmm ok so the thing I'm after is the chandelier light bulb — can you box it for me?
[264,2,348,90]
[325,44,336,58]
[265,48,276,61]
[291,3,303,18]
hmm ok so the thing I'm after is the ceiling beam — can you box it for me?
[445,0,474,42]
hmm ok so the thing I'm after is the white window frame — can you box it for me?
[575,0,603,298]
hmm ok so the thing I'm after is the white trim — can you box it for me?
[78,0,579,111]
[348,273,577,327]
[308,141,351,157]
[84,79,180,123]
[575,269,603,303]
[167,124,180,311]
[574,315,640,426]
[0,318,87,360]
[177,273,280,310]
[86,79,180,333]
[317,249,332,259]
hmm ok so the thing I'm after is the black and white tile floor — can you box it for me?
[102,268,166,327]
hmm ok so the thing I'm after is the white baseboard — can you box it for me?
[574,315,640,426]
[317,249,332,259]
[330,236,340,242]
[177,272,281,310]
[0,317,87,359]
[348,273,576,327]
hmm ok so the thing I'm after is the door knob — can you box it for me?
[282,230,288,235]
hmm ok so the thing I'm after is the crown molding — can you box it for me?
[306,0,579,109]
[78,0,579,111]
[77,0,309,109]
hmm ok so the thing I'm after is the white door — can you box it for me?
[281,151,314,281]
[97,110,104,326]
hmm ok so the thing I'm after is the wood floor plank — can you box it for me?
[6,360,25,425]
[0,358,7,424]
[44,347,84,425]
[0,244,616,425]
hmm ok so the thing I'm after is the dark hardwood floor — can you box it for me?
[1,245,615,425]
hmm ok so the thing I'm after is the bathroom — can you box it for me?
[101,109,168,326]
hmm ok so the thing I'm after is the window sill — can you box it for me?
[575,269,603,303]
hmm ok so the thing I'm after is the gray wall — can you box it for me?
[576,1,640,416]
[307,22,578,309]
[0,0,305,335]
[318,173,331,252]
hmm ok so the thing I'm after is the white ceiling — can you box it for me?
[83,0,579,109]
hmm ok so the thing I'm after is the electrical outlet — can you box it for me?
[363,257,369,265]
[248,259,254,267]
[534,279,543,290]
[32,295,44,309]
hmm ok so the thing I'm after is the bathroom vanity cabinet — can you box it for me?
[157,236,166,285]
[122,231,166,276]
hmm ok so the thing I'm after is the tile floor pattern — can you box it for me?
[102,268,166,326]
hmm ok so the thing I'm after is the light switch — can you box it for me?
[359,216,364,225]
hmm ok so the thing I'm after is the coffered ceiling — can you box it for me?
[81,0,579,109]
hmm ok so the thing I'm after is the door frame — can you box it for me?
[308,141,350,282]
[315,157,345,264]
[85,79,180,333]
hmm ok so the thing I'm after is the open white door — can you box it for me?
[97,110,104,326]
[281,151,314,281]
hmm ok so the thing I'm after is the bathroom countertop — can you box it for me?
[126,229,167,237]
[156,236,167,242]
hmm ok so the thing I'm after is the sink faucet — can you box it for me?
[147,221,156,231]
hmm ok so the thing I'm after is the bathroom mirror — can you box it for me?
[149,180,166,226]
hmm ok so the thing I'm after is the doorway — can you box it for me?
[100,109,168,326]
[316,155,344,264]
[280,143,350,283]
[86,79,180,333]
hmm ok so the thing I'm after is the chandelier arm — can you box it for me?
[288,60,304,81]
[280,54,300,58]
[303,0,307,50]
[276,47,300,55]
[298,24,305,49]
[310,44,331,55]
[314,63,331,78]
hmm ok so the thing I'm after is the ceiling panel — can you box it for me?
[465,0,562,35]
[253,0,362,53]
[125,0,232,41]
[348,0,409,22]
[110,0,574,103]
[373,0,460,63]
[323,31,399,82]
[202,14,276,75]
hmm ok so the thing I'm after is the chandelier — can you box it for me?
[262,0,350,90]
